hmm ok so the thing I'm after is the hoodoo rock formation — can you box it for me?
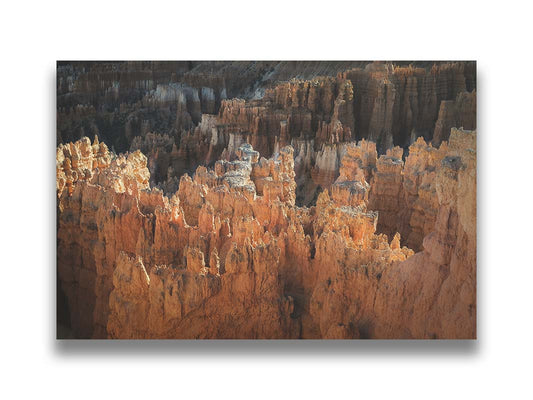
[57,61,476,339]
[57,126,476,339]
[58,61,476,208]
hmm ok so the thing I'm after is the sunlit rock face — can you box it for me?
[57,61,476,338]
[58,61,476,208]
[57,125,476,338]
[372,128,477,339]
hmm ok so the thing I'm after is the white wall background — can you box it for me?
[1,1,531,398]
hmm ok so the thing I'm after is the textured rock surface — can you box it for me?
[58,61,476,207]
[57,125,476,339]
[372,128,476,338]
[341,62,476,151]
[367,137,449,251]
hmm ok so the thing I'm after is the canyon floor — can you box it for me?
[56,61,476,339]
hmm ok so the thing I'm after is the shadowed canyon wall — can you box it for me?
[57,126,476,339]
[57,61,476,208]
[57,61,476,339]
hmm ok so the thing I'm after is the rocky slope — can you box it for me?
[57,126,476,339]
[58,61,476,209]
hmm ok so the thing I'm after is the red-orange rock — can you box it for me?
[58,61,476,213]
[57,125,475,339]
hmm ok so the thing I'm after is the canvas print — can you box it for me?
[56,61,476,339]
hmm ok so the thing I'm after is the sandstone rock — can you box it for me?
[57,62,476,339]
[58,61,475,210]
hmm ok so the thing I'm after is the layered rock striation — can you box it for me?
[58,61,476,207]
[57,126,476,339]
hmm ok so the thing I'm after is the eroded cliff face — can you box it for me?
[58,61,476,207]
[372,128,476,338]
[57,126,476,339]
